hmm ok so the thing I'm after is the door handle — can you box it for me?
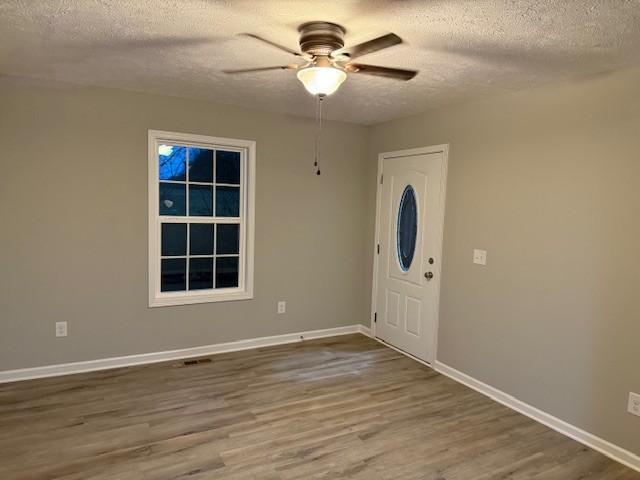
[424,272,434,281]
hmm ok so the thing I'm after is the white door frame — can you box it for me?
[370,144,449,364]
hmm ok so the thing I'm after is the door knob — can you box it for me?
[424,272,434,281]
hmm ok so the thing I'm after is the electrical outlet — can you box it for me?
[277,301,286,314]
[55,321,67,337]
[473,249,487,265]
[628,392,640,417]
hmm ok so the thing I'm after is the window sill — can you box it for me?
[149,290,253,308]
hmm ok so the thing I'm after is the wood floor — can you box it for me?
[0,334,638,480]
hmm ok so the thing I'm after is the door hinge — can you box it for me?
[374,312,377,323]
[380,174,384,184]
[377,244,380,254]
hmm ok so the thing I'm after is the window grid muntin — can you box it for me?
[159,220,241,292]
[157,142,243,294]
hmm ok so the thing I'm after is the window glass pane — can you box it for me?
[216,256,239,288]
[216,151,241,185]
[161,223,187,256]
[189,185,213,216]
[159,183,186,216]
[188,148,213,183]
[189,257,214,290]
[161,258,186,292]
[189,223,214,255]
[216,186,240,217]
[216,224,239,254]
[397,185,418,272]
[159,145,186,181]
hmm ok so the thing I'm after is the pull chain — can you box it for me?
[314,94,325,175]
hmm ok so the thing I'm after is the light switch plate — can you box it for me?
[628,392,640,417]
[473,249,487,265]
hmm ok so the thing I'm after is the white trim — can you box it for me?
[370,144,449,362]
[370,153,384,337]
[148,130,256,307]
[435,361,640,473]
[0,325,366,384]
[358,324,372,337]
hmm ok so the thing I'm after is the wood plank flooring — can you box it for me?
[0,334,638,479]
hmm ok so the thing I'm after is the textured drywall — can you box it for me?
[367,67,640,455]
[1,0,640,124]
[0,84,370,371]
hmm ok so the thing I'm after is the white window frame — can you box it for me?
[148,130,255,307]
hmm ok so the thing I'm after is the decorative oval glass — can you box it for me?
[397,185,418,272]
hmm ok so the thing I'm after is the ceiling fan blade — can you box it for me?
[335,33,402,59]
[346,63,418,80]
[222,65,298,74]
[241,33,307,58]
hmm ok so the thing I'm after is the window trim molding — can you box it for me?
[148,129,255,307]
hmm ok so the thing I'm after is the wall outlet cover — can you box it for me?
[55,321,68,337]
[628,392,640,417]
[277,301,286,314]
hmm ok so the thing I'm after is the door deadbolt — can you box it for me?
[425,272,434,281]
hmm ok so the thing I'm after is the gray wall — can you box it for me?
[367,67,640,455]
[0,84,370,370]
[2,67,639,456]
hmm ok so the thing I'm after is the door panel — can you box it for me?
[385,290,400,327]
[405,296,422,336]
[375,149,446,363]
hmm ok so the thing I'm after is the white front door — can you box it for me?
[374,147,447,363]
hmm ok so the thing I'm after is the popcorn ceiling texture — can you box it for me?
[1,0,639,124]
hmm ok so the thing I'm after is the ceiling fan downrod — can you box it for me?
[314,93,325,176]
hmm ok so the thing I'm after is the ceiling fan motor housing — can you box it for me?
[298,21,346,56]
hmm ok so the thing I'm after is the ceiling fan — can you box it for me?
[223,21,418,96]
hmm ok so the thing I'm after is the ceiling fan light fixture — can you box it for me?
[296,66,347,96]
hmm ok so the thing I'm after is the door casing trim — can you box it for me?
[370,144,449,364]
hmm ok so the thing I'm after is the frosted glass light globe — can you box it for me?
[297,66,347,95]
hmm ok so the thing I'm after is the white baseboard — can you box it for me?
[358,324,372,337]
[0,325,366,384]
[435,361,640,473]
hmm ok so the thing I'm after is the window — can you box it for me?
[397,185,417,272]
[148,130,255,307]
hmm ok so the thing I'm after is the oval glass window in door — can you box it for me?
[397,185,418,272]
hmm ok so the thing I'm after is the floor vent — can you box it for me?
[183,358,212,366]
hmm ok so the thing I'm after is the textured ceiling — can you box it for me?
[1,0,639,124]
